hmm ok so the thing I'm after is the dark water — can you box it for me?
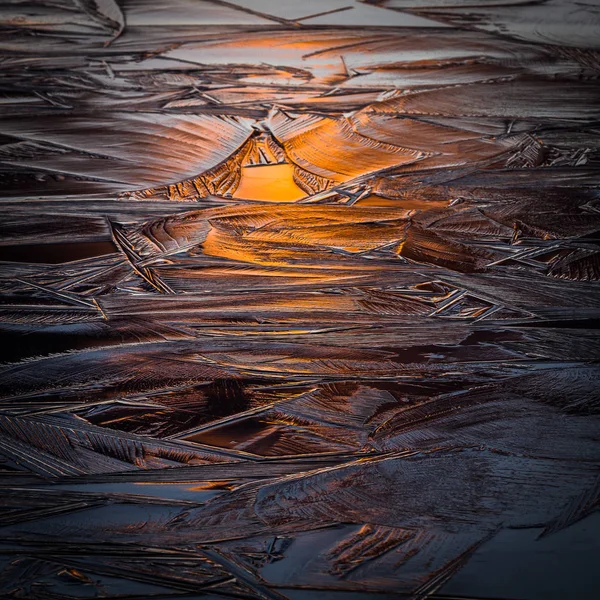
[0,240,117,264]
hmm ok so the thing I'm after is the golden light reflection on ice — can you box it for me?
[233,163,306,202]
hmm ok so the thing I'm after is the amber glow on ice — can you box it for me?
[233,163,306,202]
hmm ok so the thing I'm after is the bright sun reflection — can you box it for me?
[233,163,307,202]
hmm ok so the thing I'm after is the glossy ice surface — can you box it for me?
[0,1,599,599]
